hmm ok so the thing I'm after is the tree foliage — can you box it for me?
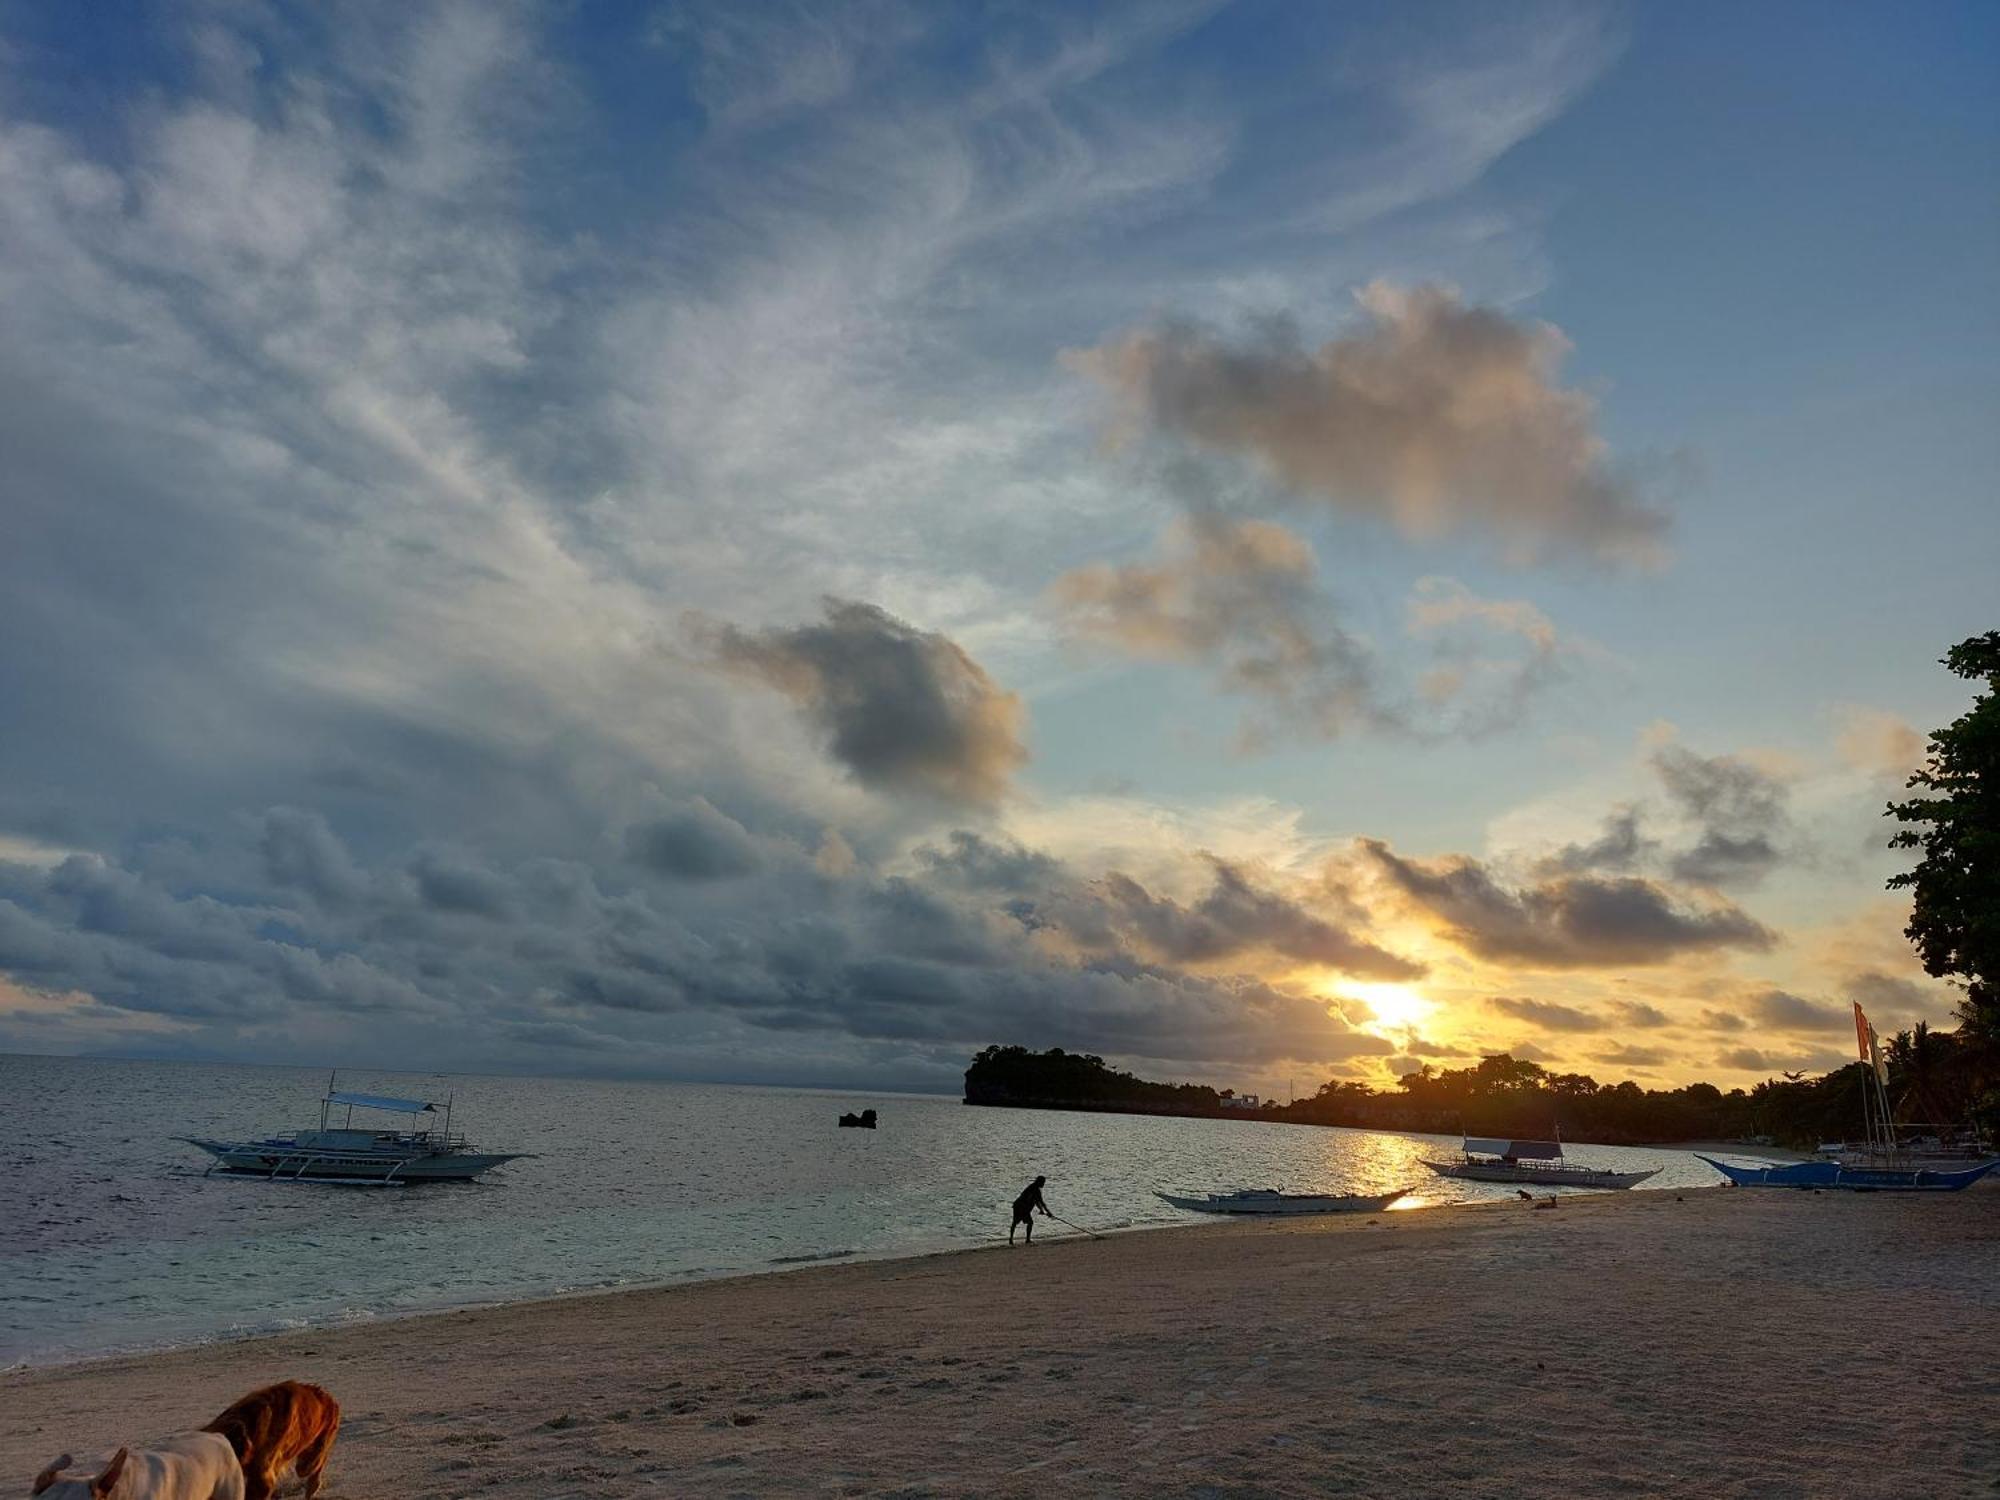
[1887,631,2000,1037]
[965,1034,1998,1144]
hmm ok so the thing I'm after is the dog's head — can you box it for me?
[29,1448,125,1498]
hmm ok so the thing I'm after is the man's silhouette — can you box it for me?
[1010,1174,1050,1244]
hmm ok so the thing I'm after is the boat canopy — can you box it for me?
[324,1090,436,1114]
[1465,1137,1562,1159]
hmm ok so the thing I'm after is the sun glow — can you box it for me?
[1341,981,1433,1034]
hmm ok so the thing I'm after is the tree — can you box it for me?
[1887,632,2000,1035]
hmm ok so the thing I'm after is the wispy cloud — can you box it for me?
[1050,518,1601,747]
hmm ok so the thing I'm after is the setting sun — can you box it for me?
[1340,981,1433,1034]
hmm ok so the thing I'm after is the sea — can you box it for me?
[0,1054,1722,1369]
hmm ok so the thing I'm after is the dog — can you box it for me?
[201,1382,340,1500]
[30,1433,244,1499]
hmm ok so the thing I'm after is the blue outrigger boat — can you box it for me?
[1699,1002,1999,1192]
[1696,1155,1998,1192]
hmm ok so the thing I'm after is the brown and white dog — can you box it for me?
[200,1382,339,1500]
[30,1433,245,1499]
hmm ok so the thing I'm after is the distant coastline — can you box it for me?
[960,1043,1924,1149]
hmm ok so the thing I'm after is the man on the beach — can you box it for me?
[1009,1175,1050,1244]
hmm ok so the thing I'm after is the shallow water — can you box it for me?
[0,1054,1722,1367]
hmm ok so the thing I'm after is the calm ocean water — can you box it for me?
[0,1054,1721,1368]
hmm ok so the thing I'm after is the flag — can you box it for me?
[1853,1001,1871,1064]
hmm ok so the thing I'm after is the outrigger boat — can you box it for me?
[1697,1003,1999,1193]
[1423,1135,1659,1190]
[181,1076,527,1185]
[1157,1186,1414,1216]
[1694,1155,1997,1192]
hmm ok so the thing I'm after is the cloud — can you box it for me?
[1744,988,1851,1034]
[1652,746,1791,888]
[0,5,1640,1085]
[1534,807,1656,879]
[1049,516,1384,742]
[691,599,1028,806]
[0,817,1408,1080]
[1612,1000,1672,1029]
[1360,838,1776,969]
[626,798,764,880]
[1050,517,1592,746]
[1070,282,1668,566]
[1594,1043,1669,1069]
[1717,1047,1779,1072]
[1077,856,1425,979]
[914,830,1063,892]
[1487,995,1605,1032]
[1832,705,1924,780]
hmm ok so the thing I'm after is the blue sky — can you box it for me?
[0,1,1993,1092]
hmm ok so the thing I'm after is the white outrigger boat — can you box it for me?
[181,1078,527,1185]
[1158,1186,1414,1216]
[1423,1135,1659,1191]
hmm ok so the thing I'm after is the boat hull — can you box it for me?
[183,1137,524,1184]
[1157,1188,1410,1216]
[1423,1159,1659,1190]
[1696,1154,2000,1192]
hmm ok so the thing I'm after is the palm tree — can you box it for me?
[1888,1021,1958,1125]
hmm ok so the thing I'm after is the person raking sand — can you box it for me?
[1008,1175,1050,1244]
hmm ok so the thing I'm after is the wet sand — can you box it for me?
[5,1186,1994,1498]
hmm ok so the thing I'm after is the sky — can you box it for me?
[1,0,1995,1096]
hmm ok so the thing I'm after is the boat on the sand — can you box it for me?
[1696,1154,1997,1192]
[181,1077,526,1185]
[1157,1186,1413,1216]
[1702,1003,2000,1192]
[1423,1136,1659,1190]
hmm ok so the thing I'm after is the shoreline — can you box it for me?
[2,1213,1208,1378]
[2,1159,1773,1377]
[7,1185,1994,1497]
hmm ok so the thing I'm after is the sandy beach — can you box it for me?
[6,1187,1994,1499]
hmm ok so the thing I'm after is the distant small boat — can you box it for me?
[181,1076,527,1185]
[838,1109,878,1129]
[1696,1155,1998,1193]
[1423,1135,1659,1190]
[1157,1186,1412,1216]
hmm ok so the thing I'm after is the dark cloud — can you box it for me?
[1077,856,1424,980]
[1840,970,1933,1014]
[1699,1007,1748,1033]
[1613,1001,1672,1029]
[0,812,1409,1080]
[1361,838,1776,968]
[1537,807,1655,877]
[1652,747,1790,888]
[260,808,367,906]
[692,599,1027,806]
[913,830,1063,892]
[1594,1043,1670,1068]
[1717,1047,1778,1072]
[1487,995,1605,1032]
[1071,283,1668,567]
[1745,989,1850,1034]
[626,798,763,880]
[407,849,514,918]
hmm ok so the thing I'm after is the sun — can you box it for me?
[1340,981,1432,1035]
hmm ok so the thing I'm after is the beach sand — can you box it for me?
[5,1187,1994,1498]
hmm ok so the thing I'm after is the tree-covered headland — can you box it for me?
[964,1039,1991,1147]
